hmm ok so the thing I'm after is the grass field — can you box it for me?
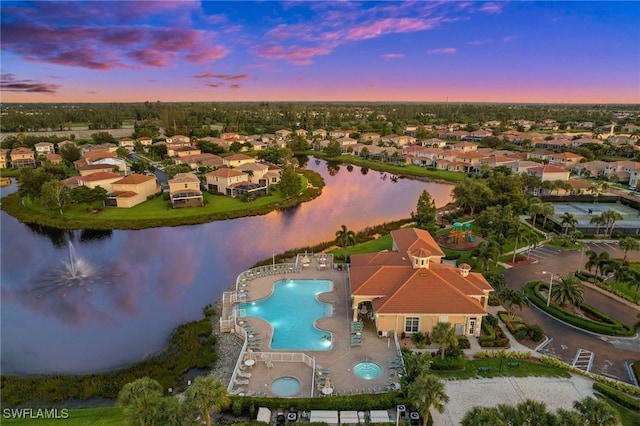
[1,407,123,426]
[433,358,571,380]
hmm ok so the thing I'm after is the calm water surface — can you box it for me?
[0,160,453,374]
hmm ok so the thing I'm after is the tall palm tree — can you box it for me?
[560,212,578,235]
[406,372,450,426]
[500,288,529,320]
[117,377,163,426]
[335,224,356,261]
[619,236,640,262]
[461,406,507,426]
[509,221,524,263]
[625,270,640,303]
[590,214,605,238]
[573,396,619,426]
[184,376,230,426]
[528,199,543,226]
[602,210,624,238]
[400,348,433,387]
[522,228,542,258]
[431,322,458,360]
[551,274,585,308]
[553,408,588,426]
[541,202,555,230]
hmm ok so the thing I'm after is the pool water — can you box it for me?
[271,376,301,396]
[239,279,332,350]
[354,361,382,380]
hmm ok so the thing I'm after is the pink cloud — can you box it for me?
[253,44,332,65]
[346,17,436,41]
[503,35,518,42]
[0,73,60,93]
[195,73,248,80]
[468,39,492,45]
[478,2,504,14]
[230,84,241,89]
[382,53,405,59]
[428,47,457,54]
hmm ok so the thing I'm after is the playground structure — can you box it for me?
[436,221,483,250]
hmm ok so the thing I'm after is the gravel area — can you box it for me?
[209,301,244,387]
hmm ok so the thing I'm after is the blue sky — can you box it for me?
[1,1,638,103]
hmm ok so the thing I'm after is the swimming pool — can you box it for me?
[238,279,332,351]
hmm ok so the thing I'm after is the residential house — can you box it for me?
[403,125,418,136]
[295,129,308,137]
[526,150,554,162]
[532,138,573,150]
[166,135,191,144]
[106,174,158,208]
[56,140,76,151]
[44,153,63,165]
[360,132,381,143]
[571,160,608,178]
[78,163,118,176]
[176,153,224,169]
[174,146,202,158]
[349,228,492,337]
[548,152,584,168]
[205,168,254,197]
[603,161,640,184]
[34,142,55,155]
[328,130,353,139]
[452,141,478,153]
[387,135,416,146]
[465,129,492,142]
[312,129,327,139]
[137,137,153,148]
[527,165,571,182]
[275,129,292,140]
[221,132,242,141]
[78,151,126,173]
[505,160,542,175]
[9,147,36,168]
[608,136,633,146]
[77,171,122,189]
[167,172,203,207]
[0,149,7,169]
[82,143,118,155]
[118,137,136,151]
[222,153,256,168]
[421,138,447,148]
[438,130,469,140]
[338,136,358,149]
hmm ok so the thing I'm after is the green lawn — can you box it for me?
[310,152,467,182]
[1,407,124,425]
[433,358,571,380]
[595,394,640,426]
[2,174,316,229]
[331,234,394,259]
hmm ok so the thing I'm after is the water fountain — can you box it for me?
[27,242,114,298]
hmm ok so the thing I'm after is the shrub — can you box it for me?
[485,314,498,327]
[633,361,640,384]
[593,382,640,411]
[411,331,427,348]
[457,335,471,349]
[513,328,529,340]
[527,324,544,342]
[473,350,531,360]
[430,357,466,371]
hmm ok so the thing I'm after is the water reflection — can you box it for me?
[1,159,453,374]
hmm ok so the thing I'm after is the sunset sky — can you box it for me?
[1,1,638,104]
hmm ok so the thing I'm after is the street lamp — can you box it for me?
[542,271,555,307]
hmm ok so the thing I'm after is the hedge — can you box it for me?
[633,361,640,384]
[540,356,640,397]
[593,382,640,411]
[473,350,532,360]
[524,281,634,336]
[430,357,466,371]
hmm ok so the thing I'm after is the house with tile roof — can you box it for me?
[167,172,203,208]
[44,153,63,165]
[106,174,158,208]
[34,142,55,155]
[9,147,36,168]
[349,228,493,337]
[527,165,571,182]
[77,171,122,189]
[222,153,256,168]
[0,149,7,169]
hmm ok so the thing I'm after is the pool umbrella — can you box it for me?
[246,348,253,361]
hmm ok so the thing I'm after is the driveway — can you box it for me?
[503,242,640,383]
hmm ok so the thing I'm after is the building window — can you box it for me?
[404,317,419,333]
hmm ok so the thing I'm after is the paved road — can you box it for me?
[503,241,640,383]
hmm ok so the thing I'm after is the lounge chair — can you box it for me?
[265,357,274,369]
[237,371,252,379]
[229,387,245,395]
[234,379,249,386]
[245,390,256,397]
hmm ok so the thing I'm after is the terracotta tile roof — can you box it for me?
[113,174,155,185]
[169,172,200,183]
[80,171,121,182]
[11,147,33,155]
[109,190,138,198]
[85,151,117,161]
[529,165,569,174]
[45,153,62,161]
[225,153,253,161]
[78,164,112,171]
[391,228,445,257]
[206,168,246,178]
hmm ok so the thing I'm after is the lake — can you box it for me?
[0,159,453,374]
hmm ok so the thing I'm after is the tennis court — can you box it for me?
[550,202,640,234]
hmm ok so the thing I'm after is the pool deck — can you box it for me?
[231,256,400,398]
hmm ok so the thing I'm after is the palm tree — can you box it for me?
[528,199,543,226]
[552,408,587,426]
[573,396,619,426]
[509,221,524,264]
[516,399,550,426]
[400,348,433,386]
[590,214,605,238]
[500,288,529,321]
[560,212,578,235]
[619,236,640,262]
[335,224,356,261]
[152,396,188,426]
[406,372,450,426]
[551,274,585,308]
[522,228,542,258]
[461,406,506,426]
[184,376,230,426]
[541,202,555,230]
[117,377,163,426]
[602,210,623,238]
[625,270,640,303]
[431,322,458,360]
[473,242,497,272]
